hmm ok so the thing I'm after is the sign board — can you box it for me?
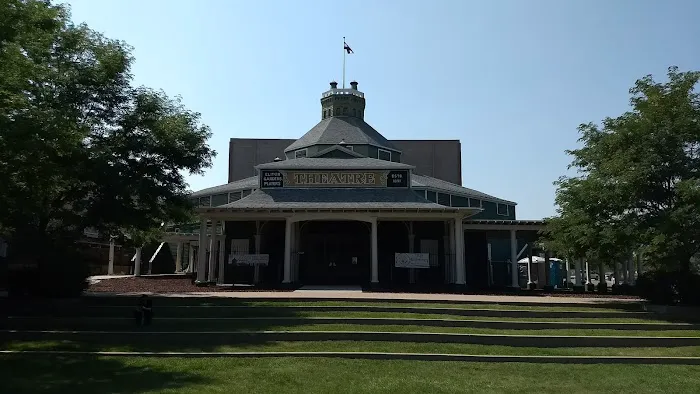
[386,170,409,188]
[228,254,270,266]
[394,253,430,269]
[260,170,284,188]
[259,169,411,189]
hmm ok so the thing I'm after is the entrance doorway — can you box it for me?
[299,221,370,285]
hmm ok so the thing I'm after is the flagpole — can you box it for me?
[342,36,346,89]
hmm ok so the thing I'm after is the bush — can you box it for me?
[8,244,89,298]
[636,270,700,306]
[597,282,607,293]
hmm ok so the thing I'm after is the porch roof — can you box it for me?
[196,188,480,213]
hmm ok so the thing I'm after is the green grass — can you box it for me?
[7,339,700,357]
[2,355,700,394]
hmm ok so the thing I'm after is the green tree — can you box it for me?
[544,67,700,275]
[0,1,215,270]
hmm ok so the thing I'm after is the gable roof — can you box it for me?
[310,144,364,158]
[256,157,414,171]
[284,116,399,153]
[215,188,475,212]
[411,174,516,205]
[189,176,258,198]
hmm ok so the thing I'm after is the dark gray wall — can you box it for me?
[228,138,462,185]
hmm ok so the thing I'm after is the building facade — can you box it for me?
[169,81,546,290]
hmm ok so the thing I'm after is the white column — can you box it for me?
[187,243,194,273]
[254,232,261,284]
[283,218,292,283]
[134,247,142,276]
[217,238,226,285]
[196,219,207,282]
[565,258,570,286]
[108,238,115,275]
[509,229,518,287]
[175,242,183,273]
[208,220,219,282]
[585,260,590,288]
[574,258,582,286]
[454,218,466,285]
[371,218,379,284]
[217,239,225,283]
[526,243,533,286]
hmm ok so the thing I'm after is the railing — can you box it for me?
[321,89,365,99]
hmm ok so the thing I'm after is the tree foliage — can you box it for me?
[544,67,700,273]
[0,0,215,260]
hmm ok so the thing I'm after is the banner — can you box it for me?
[228,254,270,266]
[394,253,430,269]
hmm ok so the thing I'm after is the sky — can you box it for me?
[63,0,700,220]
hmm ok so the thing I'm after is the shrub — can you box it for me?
[636,270,700,306]
[597,282,607,293]
[8,244,89,298]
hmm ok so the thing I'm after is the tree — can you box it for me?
[0,1,215,273]
[544,67,700,276]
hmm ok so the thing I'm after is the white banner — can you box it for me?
[228,254,270,266]
[395,253,430,269]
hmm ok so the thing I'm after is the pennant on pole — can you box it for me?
[344,42,354,54]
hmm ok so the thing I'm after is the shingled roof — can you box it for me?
[256,157,413,170]
[284,116,399,153]
[214,188,474,211]
[189,176,258,197]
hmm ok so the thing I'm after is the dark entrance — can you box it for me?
[299,221,370,285]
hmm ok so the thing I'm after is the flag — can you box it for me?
[344,42,353,54]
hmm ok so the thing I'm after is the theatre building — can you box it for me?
[168,81,545,290]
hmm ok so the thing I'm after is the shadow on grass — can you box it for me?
[0,353,205,394]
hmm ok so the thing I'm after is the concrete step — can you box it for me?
[5,330,700,348]
[6,304,657,319]
[5,316,697,331]
[3,349,700,365]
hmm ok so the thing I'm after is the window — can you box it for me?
[294,149,307,159]
[345,145,353,151]
[378,148,391,161]
[352,108,356,116]
[497,203,509,216]
[343,107,348,115]
[469,198,482,208]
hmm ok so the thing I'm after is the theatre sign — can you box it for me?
[260,169,409,189]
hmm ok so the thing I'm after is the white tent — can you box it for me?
[517,256,564,264]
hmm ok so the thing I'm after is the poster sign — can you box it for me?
[394,253,430,269]
[260,170,284,188]
[386,170,409,188]
[228,254,270,266]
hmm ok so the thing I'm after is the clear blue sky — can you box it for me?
[63,0,700,220]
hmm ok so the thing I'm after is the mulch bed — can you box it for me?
[87,277,293,294]
[88,277,641,299]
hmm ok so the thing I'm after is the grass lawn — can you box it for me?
[1,355,699,394]
[8,339,700,357]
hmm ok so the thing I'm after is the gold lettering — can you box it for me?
[367,173,375,185]
[321,173,328,183]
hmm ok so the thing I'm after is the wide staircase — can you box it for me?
[3,296,700,363]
